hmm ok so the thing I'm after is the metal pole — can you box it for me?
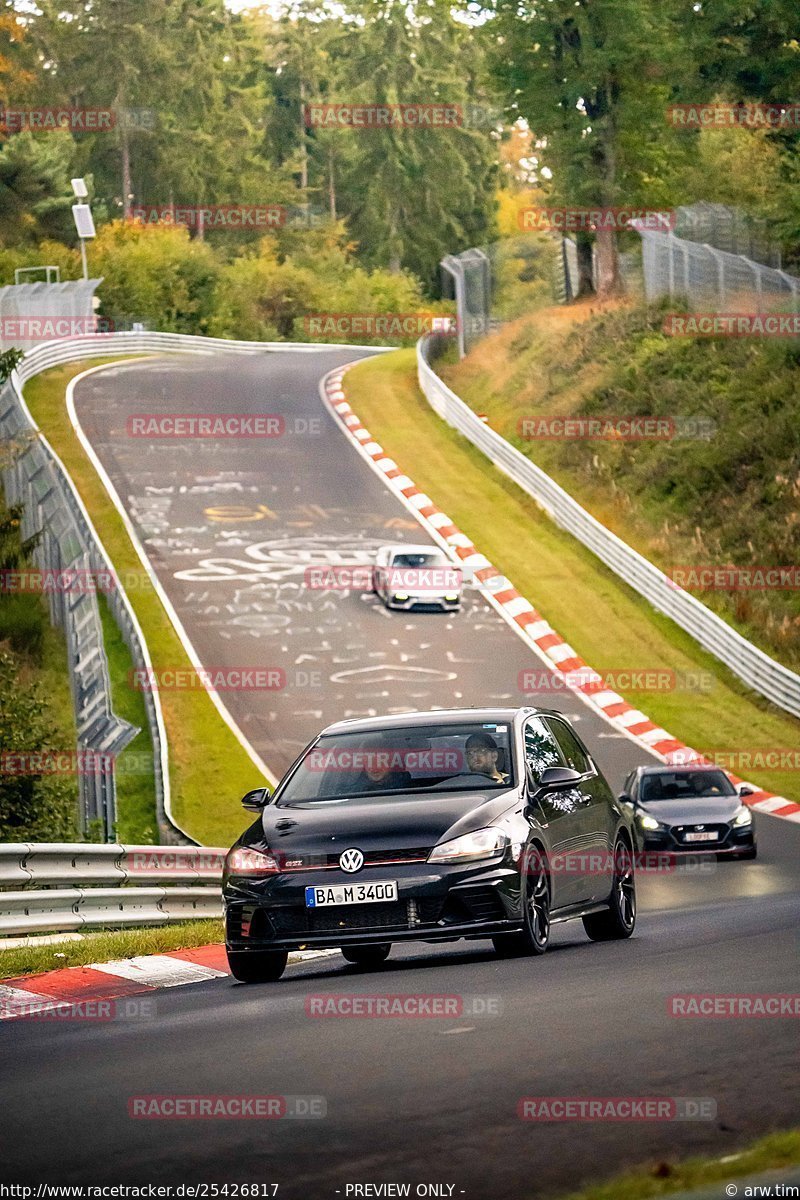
[79,238,88,281]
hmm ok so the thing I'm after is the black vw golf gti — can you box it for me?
[223,707,637,981]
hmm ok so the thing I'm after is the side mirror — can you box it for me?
[241,787,269,812]
[737,783,755,797]
[618,792,633,805]
[537,765,582,791]
[523,766,582,821]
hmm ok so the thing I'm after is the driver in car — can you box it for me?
[464,733,510,784]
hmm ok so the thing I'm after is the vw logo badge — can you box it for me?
[339,848,364,873]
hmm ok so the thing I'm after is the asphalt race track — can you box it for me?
[3,350,796,1195]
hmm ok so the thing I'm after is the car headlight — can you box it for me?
[428,827,509,864]
[639,814,666,832]
[444,593,459,601]
[732,805,753,827]
[225,845,280,875]
[393,592,409,601]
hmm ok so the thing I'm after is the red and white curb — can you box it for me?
[0,945,338,1021]
[321,364,799,825]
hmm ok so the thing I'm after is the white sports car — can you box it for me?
[372,544,463,612]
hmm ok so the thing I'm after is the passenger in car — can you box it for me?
[354,760,412,793]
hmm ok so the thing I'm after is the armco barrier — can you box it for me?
[417,335,800,720]
[0,843,225,937]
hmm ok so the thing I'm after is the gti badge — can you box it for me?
[339,848,364,873]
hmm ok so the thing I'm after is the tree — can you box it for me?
[0,130,75,245]
[338,0,498,282]
[485,0,687,296]
[91,219,220,331]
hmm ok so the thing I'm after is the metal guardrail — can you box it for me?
[417,336,800,720]
[0,843,224,936]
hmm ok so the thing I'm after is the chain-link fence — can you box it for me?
[673,202,782,268]
[441,235,559,358]
[0,379,140,841]
[632,222,800,311]
[0,280,104,350]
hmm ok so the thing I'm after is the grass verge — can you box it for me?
[97,591,157,843]
[0,919,224,980]
[558,1128,800,1200]
[23,359,262,845]
[441,301,800,670]
[344,351,800,801]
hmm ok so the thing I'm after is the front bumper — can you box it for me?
[639,821,755,855]
[224,861,521,952]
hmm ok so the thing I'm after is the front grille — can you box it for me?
[269,901,410,935]
[329,847,430,868]
[277,847,430,872]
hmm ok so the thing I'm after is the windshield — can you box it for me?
[640,770,736,802]
[391,552,449,569]
[276,722,515,804]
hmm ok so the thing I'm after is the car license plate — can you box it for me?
[305,881,399,907]
[684,831,718,842]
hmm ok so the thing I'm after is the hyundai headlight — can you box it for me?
[732,805,752,827]
[639,814,666,832]
[428,827,509,864]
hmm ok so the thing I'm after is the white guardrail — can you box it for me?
[417,336,800,720]
[0,844,225,937]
